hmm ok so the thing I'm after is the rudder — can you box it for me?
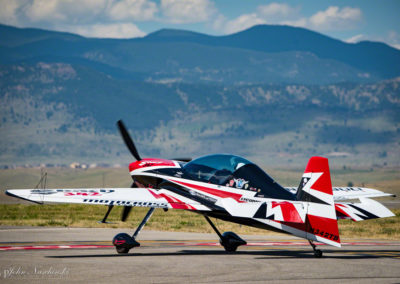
[297,156,341,247]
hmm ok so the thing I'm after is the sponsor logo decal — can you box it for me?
[239,197,260,203]
[42,189,116,196]
[82,199,168,208]
[189,189,217,203]
[64,192,101,196]
[333,187,363,192]
[139,161,166,167]
[174,171,183,178]
[226,178,249,189]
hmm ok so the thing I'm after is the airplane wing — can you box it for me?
[285,186,395,201]
[5,188,210,211]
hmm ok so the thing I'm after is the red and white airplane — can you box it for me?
[6,121,395,257]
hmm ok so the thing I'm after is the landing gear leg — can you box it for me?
[204,216,246,252]
[113,207,155,254]
[132,207,155,239]
[308,240,323,258]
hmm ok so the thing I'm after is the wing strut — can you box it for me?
[98,205,114,224]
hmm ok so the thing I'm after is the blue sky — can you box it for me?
[0,0,399,49]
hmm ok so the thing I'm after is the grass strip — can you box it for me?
[0,204,399,239]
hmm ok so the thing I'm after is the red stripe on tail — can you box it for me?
[304,156,333,195]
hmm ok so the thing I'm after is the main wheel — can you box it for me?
[116,246,130,254]
[223,244,238,252]
[314,249,323,258]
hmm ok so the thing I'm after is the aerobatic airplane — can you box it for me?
[6,121,395,257]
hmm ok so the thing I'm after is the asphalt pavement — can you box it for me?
[0,227,399,283]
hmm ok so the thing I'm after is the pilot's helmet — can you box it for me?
[235,162,245,170]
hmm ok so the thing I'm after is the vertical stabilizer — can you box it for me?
[297,157,341,247]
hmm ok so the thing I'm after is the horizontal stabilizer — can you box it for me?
[335,198,395,221]
[285,186,395,201]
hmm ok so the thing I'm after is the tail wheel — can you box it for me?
[314,249,323,258]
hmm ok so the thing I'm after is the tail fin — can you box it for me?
[297,156,341,247]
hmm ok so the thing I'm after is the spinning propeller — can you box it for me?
[115,120,191,222]
[117,120,142,222]
[117,120,141,161]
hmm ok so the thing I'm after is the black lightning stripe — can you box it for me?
[348,204,379,220]
[297,190,330,205]
[253,202,267,219]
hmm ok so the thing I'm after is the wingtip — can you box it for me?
[5,189,43,205]
[5,189,15,197]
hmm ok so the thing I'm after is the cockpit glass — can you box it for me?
[182,154,252,185]
[182,154,295,200]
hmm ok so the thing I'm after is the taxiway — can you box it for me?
[0,227,399,283]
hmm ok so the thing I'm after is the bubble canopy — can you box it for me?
[186,154,250,172]
[182,154,296,200]
[181,154,249,185]
[182,154,251,184]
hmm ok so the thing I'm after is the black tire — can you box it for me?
[314,249,323,258]
[223,245,238,252]
[116,246,130,254]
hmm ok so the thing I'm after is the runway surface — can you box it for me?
[0,227,399,283]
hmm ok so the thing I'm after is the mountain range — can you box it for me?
[1,24,400,84]
[0,24,399,167]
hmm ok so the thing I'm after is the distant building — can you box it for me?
[89,163,97,169]
[70,162,80,169]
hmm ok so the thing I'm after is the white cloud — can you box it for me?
[212,13,227,31]
[24,0,67,22]
[108,0,158,21]
[309,6,362,30]
[0,0,157,38]
[223,13,266,34]
[280,18,308,28]
[385,31,400,50]
[213,4,363,35]
[70,22,145,38]
[346,34,365,43]
[215,2,296,34]
[20,0,157,24]
[161,0,216,24]
[0,0,25,25]
[345,31,400,50]
[258,3,298,18]
[391,44,400,50]
[24,0,108,23]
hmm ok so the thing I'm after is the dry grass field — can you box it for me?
[0,204,399,239]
